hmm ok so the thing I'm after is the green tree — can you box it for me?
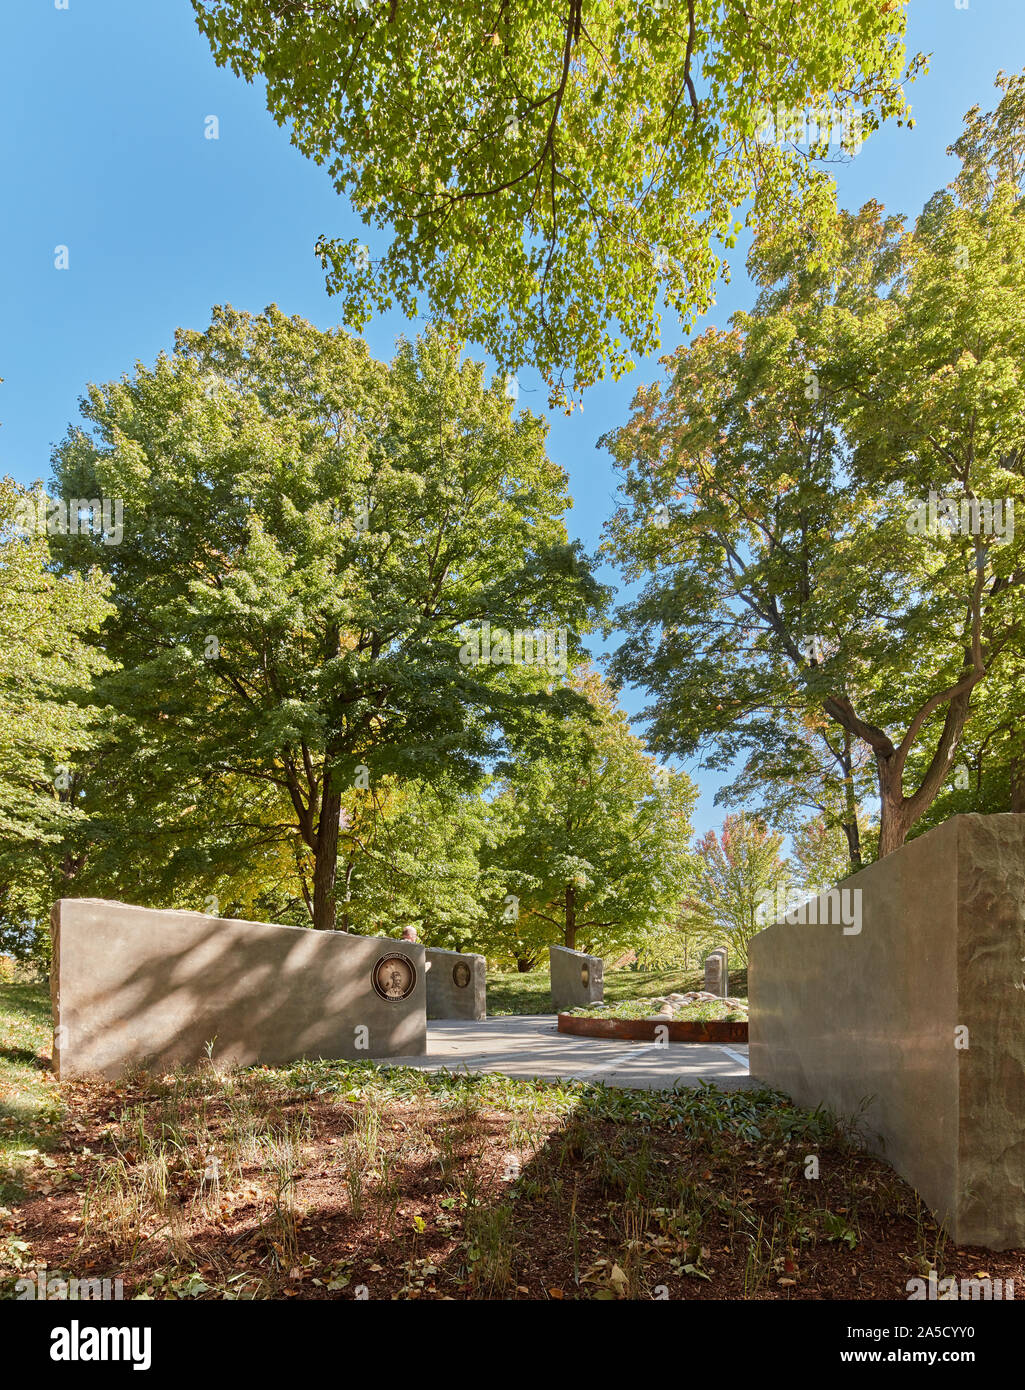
[69,762,309,925]
[192,0,922,403]
[720,716,876,873]
[906,651,1025,830]
[605,80,1025,858]
[790,814,854,895]
[0,477,112,960]
[484,668,696,959]
[331,778,490,943]
[683,812,788,966]
[51,308,605,929]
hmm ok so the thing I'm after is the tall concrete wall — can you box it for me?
[550,944,604,1012]
[50,899,426,1079]
[749,815,1025,1249]
[426,947,486,1020]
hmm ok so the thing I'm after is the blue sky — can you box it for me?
[2,0,1022,834]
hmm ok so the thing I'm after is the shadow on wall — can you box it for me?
[51,899,426,1078]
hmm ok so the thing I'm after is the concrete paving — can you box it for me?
[384,1014,751,1092]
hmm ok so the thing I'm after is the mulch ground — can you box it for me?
[3,1060,1022,1301]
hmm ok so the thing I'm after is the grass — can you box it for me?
[566,999,748,1022]
[486,965,748,1016]
[0,982,63,1203]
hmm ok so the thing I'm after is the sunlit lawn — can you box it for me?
[486,965,747,1016]
[0,982,63,1202]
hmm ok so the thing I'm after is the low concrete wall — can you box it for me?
[549,944,604,1012]
[426,947,486,1020]
[50,898,426,1079]
[749,814,1025,1249]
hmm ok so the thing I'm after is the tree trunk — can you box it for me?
[825,671,979,861]
[840,734,863,872]
[564,883,576,950]
[516,955,535,973]
[876,756,914,858]
[841,818,862,872]
[337,854,355,933]
[60,852,85,882]
[1011,754,1025,814]
[312,779,343,930]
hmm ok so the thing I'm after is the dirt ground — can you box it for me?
[3,1058,1021,1302]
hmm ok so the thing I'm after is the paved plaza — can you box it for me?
[386,1013,751,1091]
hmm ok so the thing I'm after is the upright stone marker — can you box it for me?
[704,948,727,998]
[550,944,604,1012]
[50,898,426,1078]
[425,947,486,1020]
[749,815,1025,1250]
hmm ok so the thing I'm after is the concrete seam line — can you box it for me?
[718,1045,749,1067]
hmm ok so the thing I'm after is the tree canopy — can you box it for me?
[603,76,1025,856]
[683,812,788,967]
[192,0,922,404]
[0,477,112,960]
[50,308,606,930]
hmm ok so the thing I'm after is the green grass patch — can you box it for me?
[269,1054,589,1114]
[0,982,62,1201]
[566,999,748,1022]
[486,965,747,1016]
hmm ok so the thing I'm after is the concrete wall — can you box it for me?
[426,947,486,1020]
[549,944,604,1012]
[50,898,426,1079]
[749,815,1025,1249]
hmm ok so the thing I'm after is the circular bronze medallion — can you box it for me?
[372,953,417,1001]
[452,961,472,989]
[580,964,590,988]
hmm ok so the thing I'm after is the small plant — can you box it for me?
[464,1202,513,1296]
[821,1210,859,1249]
[259,1111,311,1271]
[342,1102,381,1221]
